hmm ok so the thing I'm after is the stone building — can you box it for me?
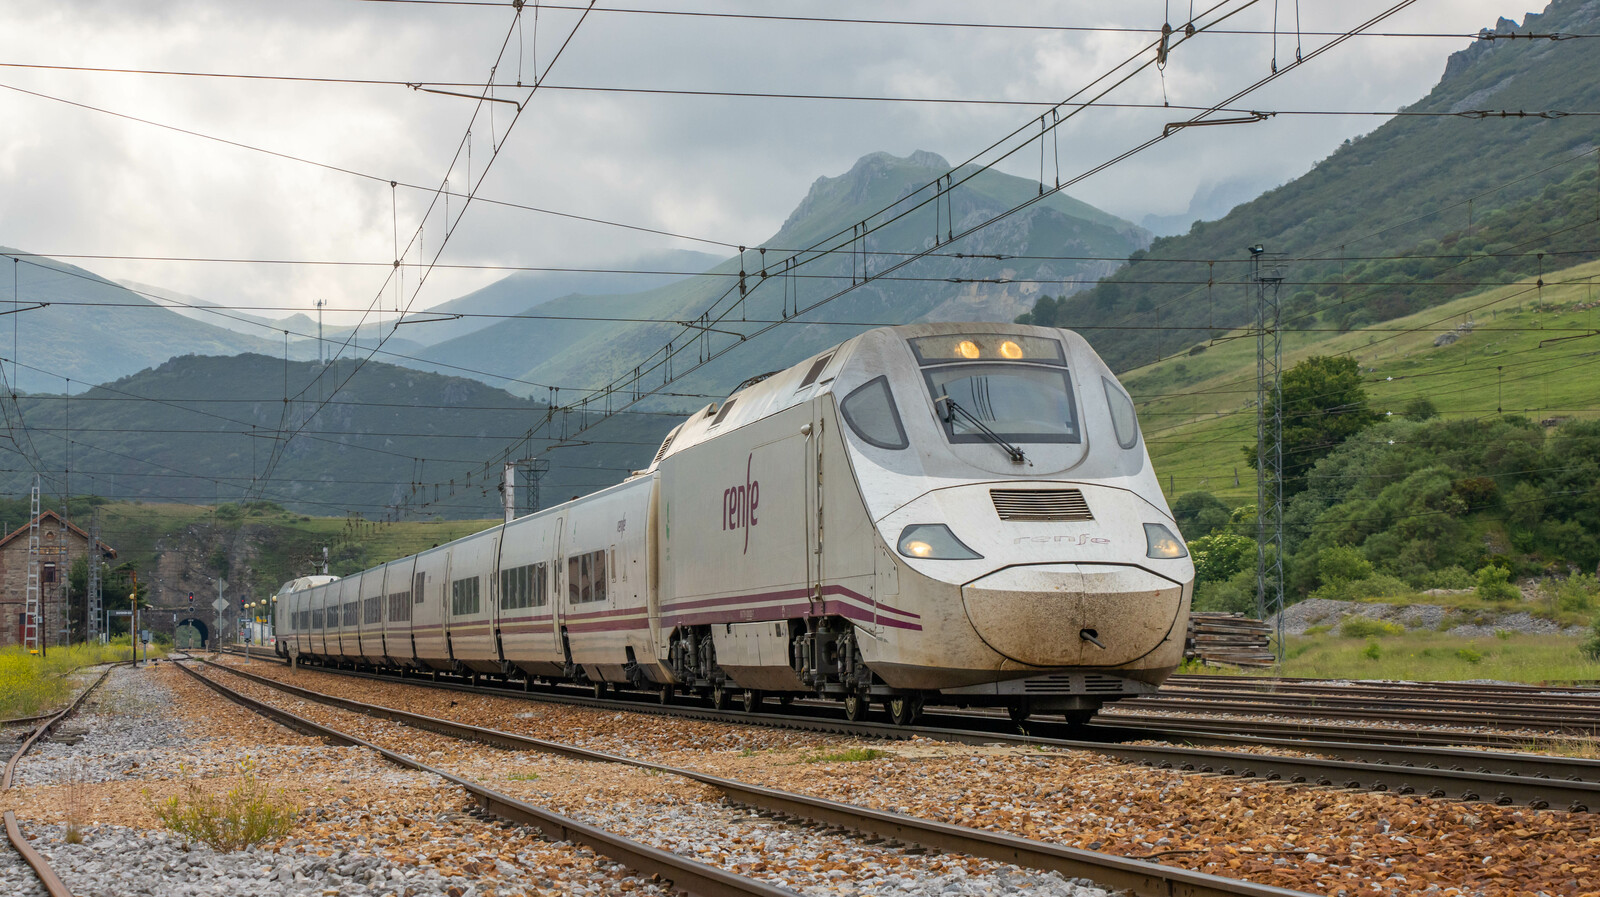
[0,511,116,650]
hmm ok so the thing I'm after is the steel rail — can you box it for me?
[188,657,1317,897]
[1140,686,1600,719]
[174,661,802,897]
[1116,695,1600,733]
[1091,713,1543,749]
[2,664,123,897]
[222,650,1600,809]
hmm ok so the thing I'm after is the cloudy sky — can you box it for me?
[0,0,1517,326]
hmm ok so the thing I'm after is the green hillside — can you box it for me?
[1,353,675,519]
[1025,0,1600,371]
[1131,256,1600,505]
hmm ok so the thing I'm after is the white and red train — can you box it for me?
[275,323,1194,724]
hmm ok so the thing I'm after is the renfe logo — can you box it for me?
[723,454,760,553]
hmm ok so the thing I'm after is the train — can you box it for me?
[274,322,1194,725]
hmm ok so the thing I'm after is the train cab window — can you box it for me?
[711,399,737,427]
[840,376,909,450]
[924,364,1080,445]
[1103,376,1140,449]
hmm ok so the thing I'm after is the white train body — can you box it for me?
[276,323,1194,722]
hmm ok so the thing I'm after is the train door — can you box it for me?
[552,517,568,670]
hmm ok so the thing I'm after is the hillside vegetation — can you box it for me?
[1022,0,1600,372]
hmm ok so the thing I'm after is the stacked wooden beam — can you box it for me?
[1185,612,1275,668]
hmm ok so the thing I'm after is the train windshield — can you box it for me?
[923,364,1081,445]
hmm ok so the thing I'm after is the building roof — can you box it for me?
[0,510,117,558]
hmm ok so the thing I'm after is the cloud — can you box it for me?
[0,0,1514,325]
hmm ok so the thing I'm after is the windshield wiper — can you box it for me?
[936,396,1026,464]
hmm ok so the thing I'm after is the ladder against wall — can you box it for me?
[23,478,42,652]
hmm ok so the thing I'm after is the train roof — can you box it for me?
[638,322,1081,473]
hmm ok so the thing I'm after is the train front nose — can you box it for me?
[961,564,1185,667]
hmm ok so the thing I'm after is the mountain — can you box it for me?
[1,353,672,518]
[413,150,1150,398]
[1022,0,1600,371]
[389,248,724,347]
[0,250,283,393]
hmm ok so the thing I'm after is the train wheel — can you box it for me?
[711,684,730,710]
[843,693,868,722]
[777,695,794,707]
[740,690,763,713]
[888,695,922,727]
[658,685,673,705]
[1008,703,1031,725]
[592,681,608,699]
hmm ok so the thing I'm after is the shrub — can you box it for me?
[1476,564,1521,604]
[1413,566,1475,590]
[1582,614,1600,662]
[1456,647,1483,664]
[1317,545,1373,585]
[154,758,299,851]
[1361,641,1382,661]
[1340,615,1405,638]
[1311,573,1413,603]
[1540,574,1600,613]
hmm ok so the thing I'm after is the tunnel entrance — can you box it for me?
[175,618,210,649]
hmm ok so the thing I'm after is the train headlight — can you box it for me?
[955,339,981,359]
[999,339,1024,359]
[1144,523,1188,559]
[897,524,983,560]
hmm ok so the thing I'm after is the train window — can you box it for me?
[923,364,1081,445]
[414,572,426,604]
[712,399,737,427]
[1103,376,1140,449]
[343,601,358,626]
[451,576,481,615]
[609,546,618,583]
[567,557,580,603]
[312,609,324,629]
[364,597,382,625]
[798,353,833,388]
[840,376,909,450]
[387,593,411,622]
[593,551,608,602]
[532,563,548,607]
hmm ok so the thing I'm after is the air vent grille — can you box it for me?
[990,488,1091,521]
[652,426,681,465]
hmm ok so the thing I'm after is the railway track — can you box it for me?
[215,650,1600,811]
[180,656,1316,897]
[3,664,123,897]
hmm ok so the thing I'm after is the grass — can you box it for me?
[801,747,890,764]
[0,641,141,719]
[506,771,540,781]
[1128,257,1600,507]
[1266,629,1600,682]
[153,757,299,851]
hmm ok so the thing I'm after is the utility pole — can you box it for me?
[315,298,327,365]
[1250,245,1287,659]
[130,569,140,666]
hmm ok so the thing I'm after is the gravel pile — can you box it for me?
[1271,597,1587,637]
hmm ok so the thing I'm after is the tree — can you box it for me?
[1243,355,1379,497]
[1173,491,1232,538]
